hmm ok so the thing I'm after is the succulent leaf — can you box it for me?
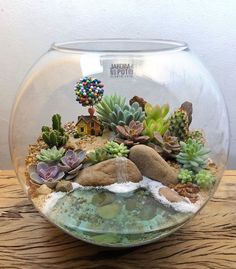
[96,95,145,132]
[143,103,170,138]
[114,120,149,147]
[194,170,215,189]
[37,146,65,162]
[176,138,210,173]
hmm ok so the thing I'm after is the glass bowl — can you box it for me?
[9,39,229,247]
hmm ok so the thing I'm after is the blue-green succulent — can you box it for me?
[96,94,145,131]
[36,146,65,162]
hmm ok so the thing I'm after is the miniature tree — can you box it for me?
[74,76,104,117]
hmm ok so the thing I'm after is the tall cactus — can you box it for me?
[42,114,68,148]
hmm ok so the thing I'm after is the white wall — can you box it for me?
[0,0,235,168]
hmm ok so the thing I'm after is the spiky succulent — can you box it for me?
[114,120,149,147]
[28,162,64,188]
[168,108,189,141]
[153,131,180,158]
[87,148,111,164]
[36,146,65,162]
[176,138,210,173]
[195,170,215,189]
[105,141,129,157]
[143,103,170,139]
[42,114,69,148]
[188,130,205,145]
[96,94,145,131]
[178,169,194,184]
[59,150,86,179]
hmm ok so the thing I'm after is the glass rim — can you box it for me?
[51,38,188,53]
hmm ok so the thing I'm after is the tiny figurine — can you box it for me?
[74,76,104,117]
[76,115,103,136]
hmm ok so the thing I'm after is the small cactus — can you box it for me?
[42,114,69,148]
[168,108,189,141]
[188,130,205,145]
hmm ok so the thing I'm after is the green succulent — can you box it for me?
[188,130,205,145]
[87,148,111,164]
[176,138,210,173]
[195,170,215,189]
[36,146,65,162]
[168,109,189,141]
[105,141,129,157]
[87,141,129,164]
[42,114,69,148]
[178,169,194,184]
[96,94,145,131]
[143,103,170,139]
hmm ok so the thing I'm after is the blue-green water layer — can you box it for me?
[47,188,192,246]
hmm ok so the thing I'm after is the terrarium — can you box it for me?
[9,39,229,247]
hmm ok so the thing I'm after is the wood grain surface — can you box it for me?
[0,170,235,269]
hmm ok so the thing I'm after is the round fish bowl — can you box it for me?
[9,39,229,247]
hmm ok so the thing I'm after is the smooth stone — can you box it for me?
[129,145,178,185]
[55,180,73,192]
[97,203,121,219]
[139,204,157,220]
[159,187,184,203]
[125,197,138,211]
[92,192,115,207]
[75,157,142,186]
[36,184,52,196]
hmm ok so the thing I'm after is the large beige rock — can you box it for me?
[129,145,178,185]
[75,157,142,186]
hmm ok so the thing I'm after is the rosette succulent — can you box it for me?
[36,146,65,162]
[178,169,194,184]
[96,94,145,131]
[105,141,129,157]
[87,148,111,164]
[28,162,64,188]
[153,131,180,158]
[176,138,210,172]
[114,120,149,147]
[195,170,215,189]
[58,150,86,179]
[143,103,170,138]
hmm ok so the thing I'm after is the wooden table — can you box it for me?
[0,170,235,269]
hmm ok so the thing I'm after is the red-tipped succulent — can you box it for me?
[152,131,181,158]
[114,120,149,147]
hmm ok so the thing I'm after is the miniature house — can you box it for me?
[76,116,103,136]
